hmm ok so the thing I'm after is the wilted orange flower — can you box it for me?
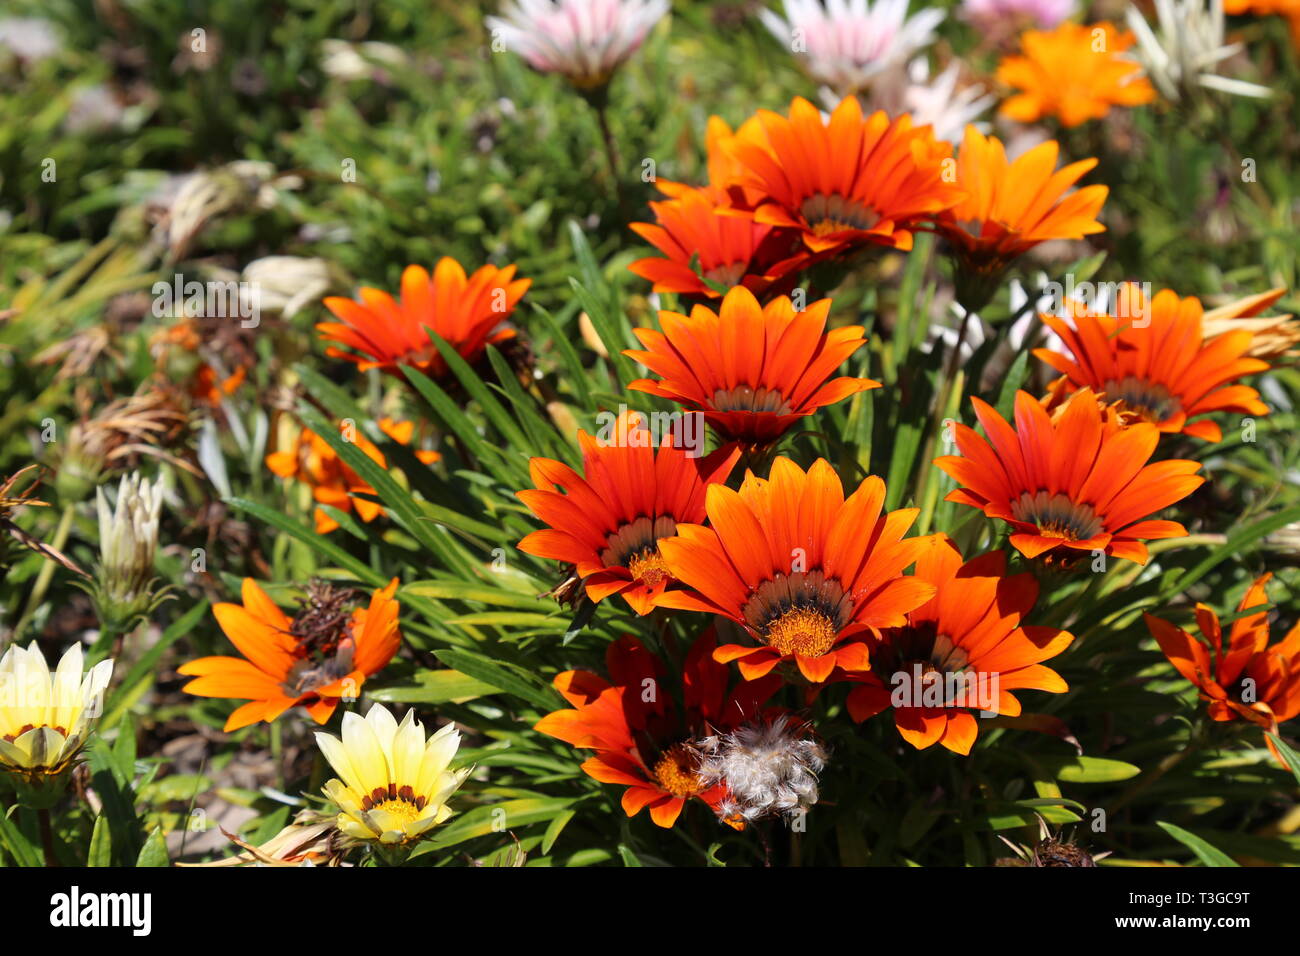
[657,458,935,683]
[721,95,963,255]
[192,363,246,406]
[846,536,1074,755]
[1146,573,1300,763]
[997,22,1156,127]
[266,418,440,534]
[934,389,1203,565]
[935,126,1108,289]
[1201,288,1297,361]
[624,286,878,449]
[517,411,739,615]
[318,259,529,378]
[1035,284,1271,442]
[534,631,779,828]
[179,578,401,731]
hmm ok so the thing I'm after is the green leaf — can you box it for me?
[1034,755,1141,783]
[0,807,41,867]
[367,669,499,705]
[1266,733,1300,785]
[1157,822,1239,867]
[227,497,387,586]
[101,599,209,730]
[433,648,559,710]
[136,827,170,867]
[426,797,574,850]
[87,814,112,866]
[541,808,575,854]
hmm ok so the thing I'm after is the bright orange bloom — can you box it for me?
[534,631,780,828]
[517,411,739,615]
[845,536,1074,755]
[997,22,1156,128]
[624,286,878,449]
[266,417,440,534]
[1224,0,1300,50]
[1035,284,1271,442]
[179,578,401,731]
[318,258,529,378]
[1146,573,1300,763]
[935,126,1108,279]
[629,185,808,298]
[657,458,935,684]
[721,95,963,255]
[934,389,1204,565]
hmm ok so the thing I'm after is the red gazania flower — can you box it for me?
[1146,574,1300,763]
[845,535,1074,755]
[1034,284,1272,442]
[517,411,739,615]
[721,95,963,255]
[624,286,878,449]
[535,630,780,828]
[934,389,1204,565]
[318,258,530,378]
[657,458,935,683]
[179,578,401,731]
[934,126,1107,282]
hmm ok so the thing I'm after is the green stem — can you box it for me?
[13,502,76,638]
[38,808,58,867]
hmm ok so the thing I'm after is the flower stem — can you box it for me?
[38,808,58,867]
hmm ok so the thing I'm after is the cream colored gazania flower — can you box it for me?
[0,643,114,779]
[315,704,470,845]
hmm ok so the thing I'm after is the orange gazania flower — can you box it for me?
[845,536,1074,755]
[517,411,740,615]
[179,578,401,731]
[1146,573,1300,763]
[624,286,879,449]
[1224,0,1300,51]
[934,389,1204,565]
[721,95,963,255]
[1034,284,1272,443]
[534,630,780,828]
[629,185,808,298]
[935,126,1108,281]
[997,22,1156,128]
[657,458,935,683]
[266,417,440,534]
[318,258,530,378]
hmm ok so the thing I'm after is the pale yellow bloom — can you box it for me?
[315,704,470,845]
[0,643,113,776]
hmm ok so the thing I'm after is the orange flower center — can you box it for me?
[709,384,795,415]
[1010,491,1104,541]
[764,607,839,658]
[653,742,705,798]
[742,570,854,660]
[800,193,881,236]
[1101,376,1181,424]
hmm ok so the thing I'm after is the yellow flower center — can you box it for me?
[628,548,671,588]
[763,606,839,658]
[371,799,422,825]
[1,722,66,743]
[653,743,705,798]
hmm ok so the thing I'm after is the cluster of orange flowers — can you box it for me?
[174,92,1296,830]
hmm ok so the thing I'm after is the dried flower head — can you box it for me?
[695,715,827,824]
